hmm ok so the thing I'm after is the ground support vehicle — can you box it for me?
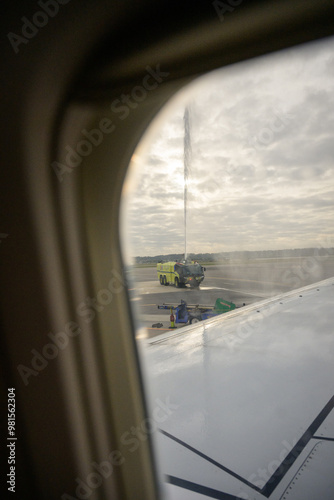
[158,298,236,325]
[157,261,205,288]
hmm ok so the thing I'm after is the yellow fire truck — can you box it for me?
[157,261,205,288]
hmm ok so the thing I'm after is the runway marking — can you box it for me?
[146,328,174,331]
[199,286,228,291]
[132,286,268,298]
[217,287,268,298]
[210,276,290,287]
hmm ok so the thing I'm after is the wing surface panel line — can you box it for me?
[160,393,334,498]
[166,475,255,500]
[159,428,262,493]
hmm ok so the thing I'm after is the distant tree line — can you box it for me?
[135,248,334,264]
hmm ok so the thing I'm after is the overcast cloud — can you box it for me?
[122,37,334,258]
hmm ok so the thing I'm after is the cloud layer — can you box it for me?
[122,37,334,258]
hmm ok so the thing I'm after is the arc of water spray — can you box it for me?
[184,105,192,261]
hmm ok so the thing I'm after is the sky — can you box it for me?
[121,36,334,259]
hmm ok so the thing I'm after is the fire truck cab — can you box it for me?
[157,261,205,288]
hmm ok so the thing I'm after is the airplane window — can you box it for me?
[120,36,334,498]
[121,36,334,329]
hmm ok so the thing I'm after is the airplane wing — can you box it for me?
[143,278,334,499]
